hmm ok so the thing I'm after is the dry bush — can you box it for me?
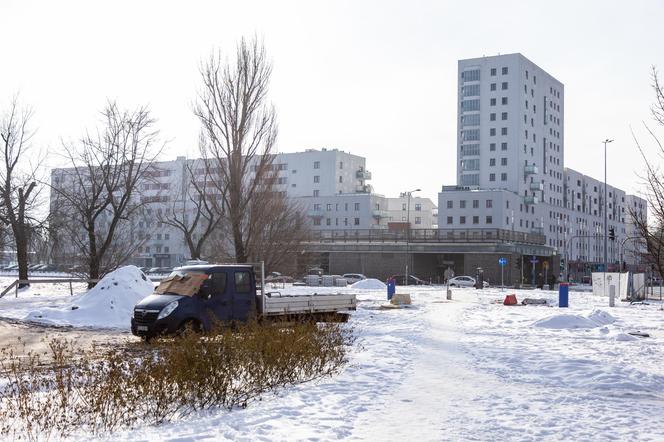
[0,321,354,439]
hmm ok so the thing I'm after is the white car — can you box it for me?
[342,273,367,284]
[448,276,489,288]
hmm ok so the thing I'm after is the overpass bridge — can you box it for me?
[302,228,558,286]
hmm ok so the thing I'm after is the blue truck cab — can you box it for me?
[131,264,258,339]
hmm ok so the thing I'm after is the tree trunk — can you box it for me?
[14,228,29,288]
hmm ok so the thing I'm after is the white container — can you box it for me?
[305,275,321,286]
[321,275,335,287]
[334,276,347,287]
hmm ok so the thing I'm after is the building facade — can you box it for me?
[440,53,646,270]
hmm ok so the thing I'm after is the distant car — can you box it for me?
[448,276,489,288]
[389,274,429,285]
[40,264,59,272]
[342,273,367,284]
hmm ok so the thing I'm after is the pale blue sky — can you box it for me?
[1,0,663,202]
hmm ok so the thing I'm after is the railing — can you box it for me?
[0,278,101,299]
[308,228,546,245]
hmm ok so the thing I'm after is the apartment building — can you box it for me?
[439,53,646,266]
[386,196,438,229]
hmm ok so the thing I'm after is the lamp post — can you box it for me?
[404,188,421,286]
[603,138,613,297]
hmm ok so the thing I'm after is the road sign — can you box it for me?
[530,256,539,264]
[498,257,507,266]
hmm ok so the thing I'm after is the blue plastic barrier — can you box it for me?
[559,283,569,308]
[387,279,396,300]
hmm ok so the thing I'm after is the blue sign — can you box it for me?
[498,257,507,266]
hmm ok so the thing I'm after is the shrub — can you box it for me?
[0,321,354,439]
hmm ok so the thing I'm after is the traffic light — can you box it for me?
[608,227,615,241]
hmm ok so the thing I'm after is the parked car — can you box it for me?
[40,264,59,272]
[342,273,367,284]
[448,275,489,288]
[389,274,429,285]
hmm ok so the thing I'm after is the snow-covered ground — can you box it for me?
[1,278,664,440]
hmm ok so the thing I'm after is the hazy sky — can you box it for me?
[2,0,663,202]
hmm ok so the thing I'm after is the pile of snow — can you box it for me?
[24,265,154,329]
[533,309,617,330]
[351,278,387,290]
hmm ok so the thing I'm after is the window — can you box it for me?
[415,217,421,225]
[235,271,252,294]
[165,234,170,240]
[354,203,360,211]
[501,173,507,181]
[472,216,479,224]
[501,97,508,105]
[446,200,453,209]
[490,113,496,121]
[313,218,321,226]
[461,99,480,112]
[490,98,496,106]
[354,218,360,226]
[313,190,319,197]
[463,84,480,96]
[462,69,480,81]
[462,114,480,126]
[415,203,421,211]
[490,128,496,136]
[326,218,331,226]
[339,161,343,169]
[490,83,497,91]
[156,233,162,240]
[486,216,493,224]
[489,158,496,166]
[447,216,453,224]
[461,159,480,171]
[501,82,508,90]
[338,176,343,183]
[502,67,508,75]
[489,173,496,181]
[489,143,496,151]
[501,112,508,120]
[460,216,466,224]
[501,127,507,135]
[460,174,479,185]
[402,203,407,211]
[490,68,497,76]
[486,200,493,208]
[460,200,466,209]
[314,161,320,169]
[473,200,479,208]
[463,129,480,141]
[462,144,480,155]
[501,142,507,151]
[313,175,320,183]
[326,203,332,211]
[501,158,507,166]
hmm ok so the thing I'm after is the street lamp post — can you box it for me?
[603,138,613,298]
[404,188,421,286]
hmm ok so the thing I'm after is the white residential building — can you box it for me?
[439,53,646,266]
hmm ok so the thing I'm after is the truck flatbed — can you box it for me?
[260,292,357,317]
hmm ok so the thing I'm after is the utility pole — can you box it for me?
[603,138,613,297]
[404,188,420,286]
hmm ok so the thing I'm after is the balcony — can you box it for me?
[356,169,372,180]
[356,184,373,193]
[529,182,544,191]
[524,195,539,205]
[372,209,388,219]
[308,209,325,218]
[524,165,539,175]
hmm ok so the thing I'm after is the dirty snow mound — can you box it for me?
[24,266,154,329]
[351,278,387,290]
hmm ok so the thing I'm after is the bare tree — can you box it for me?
[194,37,279,263]
[0,98,44,286]
[158,155,225,260]
[50,101,161,281]
[631,66,664,278]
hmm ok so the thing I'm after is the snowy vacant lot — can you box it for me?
[1,277,663,441]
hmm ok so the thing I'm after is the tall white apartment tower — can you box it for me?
[457,53,565,232]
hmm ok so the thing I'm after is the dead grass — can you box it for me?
[0,321,354,440]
